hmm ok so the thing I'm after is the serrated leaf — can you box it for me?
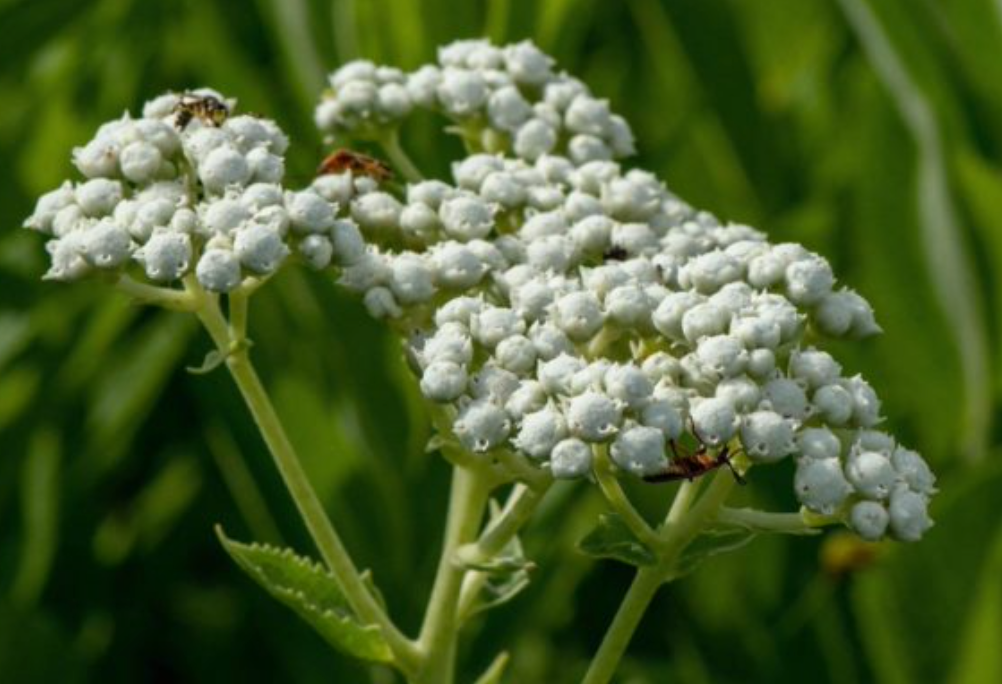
[468,563,531,619]
[215,526,393,663]
[577,513,657,567]
[670,529,756,579]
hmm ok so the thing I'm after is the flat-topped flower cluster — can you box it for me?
[315,39,635,163]
[24,41,936,543]
[313,39,936,542]
[322,151,932,542]
[25,89,365,291]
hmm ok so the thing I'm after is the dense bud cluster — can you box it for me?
[25,89,364,291]
[23,42,936,543]
[319,40,935,542]
[316,39,634,163]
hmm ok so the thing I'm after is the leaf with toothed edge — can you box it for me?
[215,526,393,663]
[669,528,757,579]
[577,513,657,567]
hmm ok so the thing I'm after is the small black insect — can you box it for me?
[173,93,230,129]
[603,245,629,261]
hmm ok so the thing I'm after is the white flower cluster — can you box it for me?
[315,39,635,163]
[327,148,934,541]
[24,89,365,290]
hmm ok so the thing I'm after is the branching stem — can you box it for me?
[591,444,660,549]
[456,481,550,620]
[582,470,739,684]
[413,465,493,684]
[181,277,420,674]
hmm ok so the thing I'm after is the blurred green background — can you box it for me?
[2,0,1001,682]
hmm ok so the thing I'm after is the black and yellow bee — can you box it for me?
[172,93,230,129]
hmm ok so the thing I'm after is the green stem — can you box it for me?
[456,481,550,620]
[414,465,493,684]
[115,275,197,311]
[494,448,550,489]
[657,472,737,564]
[714,507,834,535]
[380,130,424,183]
[228,290,249,342]
[582,472,738,684]
[592,445,659,549]
[663,480,698,527]
[580,565,664,684]
[185,279,419,673]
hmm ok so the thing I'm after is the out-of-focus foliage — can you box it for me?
[1,0,1000,682]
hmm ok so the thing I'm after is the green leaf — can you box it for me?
[463,500,534,619]
[215,526,393,663]
[577,513,657,567]
[185,349,225,375]
[670,529,757,579]
[468,564,531,619]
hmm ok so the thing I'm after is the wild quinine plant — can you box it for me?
[24,38,936,684]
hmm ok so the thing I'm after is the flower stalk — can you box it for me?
[185,278,421,673]
[414,464,493,684]
[582,471,738,684]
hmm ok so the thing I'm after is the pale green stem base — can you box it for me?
[582,472,738,684]
[123,277,553,679]
[715,506,839,535]
[456,481,550,620]
[184,278,420,673]
[413,465,493,684]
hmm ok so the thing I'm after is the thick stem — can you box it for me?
[582,472,738,684]
[456,481,549,620]
[579,566,664,684]
[663,480,698,528]
[228,290,249,342]
[414,465,493,684]
[592,445,659,549]
[115,275,197,311]
[225,349,421,667]
[187,282,419,672]
[657,472,736,563]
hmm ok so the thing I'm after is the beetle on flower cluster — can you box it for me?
[22,38,937,684]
